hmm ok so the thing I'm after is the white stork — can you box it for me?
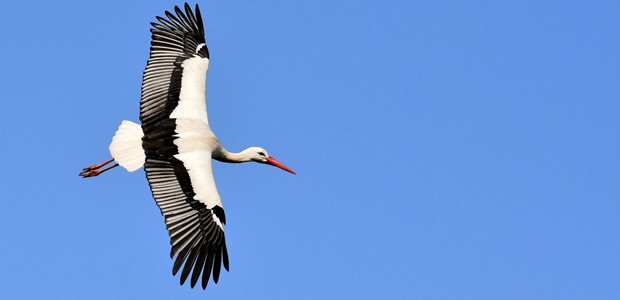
[80,3,295,290]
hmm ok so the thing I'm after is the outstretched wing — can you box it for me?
[139,4,228,290]
[140,3,211,133]
[144,156,229,290]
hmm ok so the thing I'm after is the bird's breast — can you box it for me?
[173,118,220,154]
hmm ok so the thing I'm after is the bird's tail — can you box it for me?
[109,120,145,172]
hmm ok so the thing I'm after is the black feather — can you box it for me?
[222,241,230,271]
[190,241,208,288]
[164,10,185,30]
[172,243,192,276]
[201,250,215,289]
[185,3,199,32]
[174,5,192,29]
[180,242,202,285]
[213,249,222,283]
[195,4,204,37]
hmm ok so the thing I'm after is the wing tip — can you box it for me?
[148,3,208,58]
[168,229,229,289]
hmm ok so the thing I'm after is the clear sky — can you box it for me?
[1,0,618,299]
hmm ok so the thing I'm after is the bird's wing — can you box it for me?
[140,3,211,132]
[144,150,229,289]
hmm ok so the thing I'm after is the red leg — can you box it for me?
[80,159,118,178]
[81,158,115,171]
[80,163,119,178]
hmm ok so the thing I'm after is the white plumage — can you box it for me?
[109,120,145,172]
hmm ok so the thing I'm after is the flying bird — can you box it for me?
[79,3,295,290]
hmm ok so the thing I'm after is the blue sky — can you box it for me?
[1,0,618,299]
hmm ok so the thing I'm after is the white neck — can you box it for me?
[212,147,252,163]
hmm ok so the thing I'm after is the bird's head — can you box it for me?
[243,147,296,175]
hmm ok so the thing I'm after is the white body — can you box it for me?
[109,53,225,225]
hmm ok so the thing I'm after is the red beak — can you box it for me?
[266,157,296,175]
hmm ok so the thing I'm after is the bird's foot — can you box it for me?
[80,169,103,178]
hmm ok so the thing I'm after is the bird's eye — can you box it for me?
[258,152,265,157]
